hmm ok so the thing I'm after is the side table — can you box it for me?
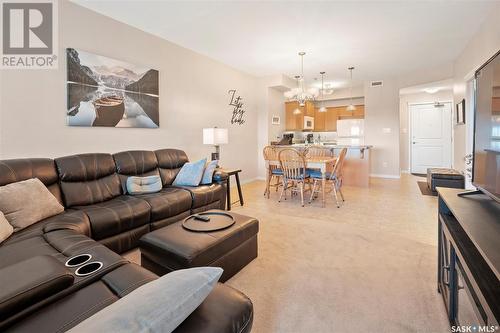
[220,168,244,210]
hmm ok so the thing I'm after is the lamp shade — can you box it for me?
[203,128,228,145]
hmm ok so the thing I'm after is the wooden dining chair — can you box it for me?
[278,148,310,207]
[263,146,282,198]
[309,148,347,208]
[305,146,334,158]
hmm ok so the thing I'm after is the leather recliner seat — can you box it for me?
[0,150,252,332]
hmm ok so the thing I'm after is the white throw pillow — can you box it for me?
[0,178,64,232]
[0,211,13,243]
[69,267,223,333]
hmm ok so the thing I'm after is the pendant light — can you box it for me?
[319,71,327,113]
[346,66,356,112]
[293,76,302,114]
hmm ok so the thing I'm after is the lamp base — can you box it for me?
[211,152,219,161]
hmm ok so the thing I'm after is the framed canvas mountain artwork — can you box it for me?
[66,48,159,128]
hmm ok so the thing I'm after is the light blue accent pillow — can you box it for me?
[201,160,218,185]
[126,175,162,195]
[173,158,207,187]
[68,267,223,333]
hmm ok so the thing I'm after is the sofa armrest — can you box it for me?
[0,255,74,321]
[213,169,229,184]
[43,210,91,237]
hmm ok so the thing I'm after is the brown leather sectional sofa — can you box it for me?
[0,149,253,332]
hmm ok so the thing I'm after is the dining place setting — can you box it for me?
[263,145,348,208]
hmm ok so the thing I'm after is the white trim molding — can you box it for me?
[228,177,261,188]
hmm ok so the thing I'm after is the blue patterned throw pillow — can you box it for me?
[201,160,218,185]
[173,158,207,187]
[126,175,162,195]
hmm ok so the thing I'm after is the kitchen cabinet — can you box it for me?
[285,101,302,131]
[338,105,364,119]
[285,101,364,131]
[285,101,315,131]
[305,101,315,117]
[493,97,500,113]
[314,108,326,131]
[325,108,338,131]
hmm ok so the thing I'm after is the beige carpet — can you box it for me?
[125,175,450,333]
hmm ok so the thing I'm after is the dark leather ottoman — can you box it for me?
[139,210,258,282]
[427,168,465,193]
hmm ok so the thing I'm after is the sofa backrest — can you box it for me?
[55,153,121,207]
[154,149,189,186]
[113,150,160,192]
[0,158,63,204]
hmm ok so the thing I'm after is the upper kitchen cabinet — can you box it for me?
[314,108,326,131]
[305,101,315,117]
[285,101,364,131]
[285,101,302,131]
[337,105,365,119]
[314,107,337,131]
[325,107,338,131]
[285,101,315,131]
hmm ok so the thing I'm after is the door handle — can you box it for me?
[412,142,417,144]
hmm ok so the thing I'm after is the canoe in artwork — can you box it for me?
[92,95,125,127]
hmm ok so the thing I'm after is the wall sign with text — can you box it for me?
[228,89,245,125]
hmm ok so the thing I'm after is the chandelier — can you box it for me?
[346,66,356,112]
[284,52,319,110]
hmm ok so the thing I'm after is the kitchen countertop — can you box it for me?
[273,144,373,149]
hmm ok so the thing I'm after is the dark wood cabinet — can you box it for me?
[437,188,500,328]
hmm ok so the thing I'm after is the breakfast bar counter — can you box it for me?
[272,144,372,187]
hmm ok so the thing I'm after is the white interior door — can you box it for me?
[410,102,452,174]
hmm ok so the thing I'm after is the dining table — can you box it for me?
[266,156,337,207]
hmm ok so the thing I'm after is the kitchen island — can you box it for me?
[272,144,372,187]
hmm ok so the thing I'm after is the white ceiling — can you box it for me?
[73,1,494,88]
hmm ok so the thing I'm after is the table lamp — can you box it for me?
[203,127,228,161]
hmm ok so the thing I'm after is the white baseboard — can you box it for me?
[370,173,401,179]
[229,177,261,188]
[400,170,410,174]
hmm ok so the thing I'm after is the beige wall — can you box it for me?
[256,75,292,178]
[364,79,401,177]
[399,90,454,172]
[452,2,500,177]
[0,1,259,181]
[267,87,286,143]
[363,64,454,178]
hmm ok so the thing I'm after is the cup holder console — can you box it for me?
[65,254,92,267]
[74,261,104,277]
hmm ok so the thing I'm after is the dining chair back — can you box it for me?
[305,146,334,158]
[278,148,307,181]
[263,145,278,161]
[330,148,347,182]
[308,147,347,208]
[263,145,282,198]
[278,148,310,206]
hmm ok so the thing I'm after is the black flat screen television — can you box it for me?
[473,50,500,202]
